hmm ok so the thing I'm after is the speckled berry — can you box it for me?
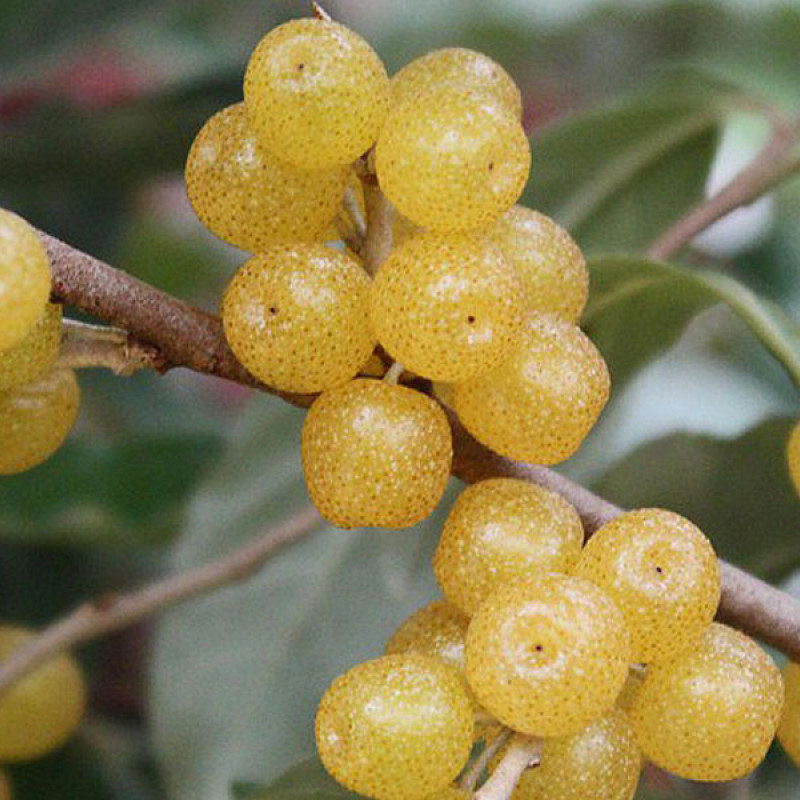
[453,314,610,465]
[778,662,800,767]
[0,625,86,762]
[573,508,719,664]
[0,303,61,392]
[465,575,630,737]
[487,206,588,322]
[301,379,452,528]
[433,478,584,615]
[386,601,470,671]
[370,234,524,382]
[787,420,800,499]
[222,245,375,393]
[185,103,347,252]
[0,368,79,475]
[0,209,51,352]
[630,623,783,782]
[390,48,522,120]
[315,653,473,800]
[244,19,389,169]
[376,95,530,232]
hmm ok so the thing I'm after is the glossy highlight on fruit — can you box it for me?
[0,303,62,392]
[301,379,452,528]
[315,653,473,800]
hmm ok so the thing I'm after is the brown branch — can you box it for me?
[0,506,322,695]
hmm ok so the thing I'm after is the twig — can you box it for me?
[460,728,513,792]
[0,506,322,695]
[360,179,394,274]
[58,320,161,375]
[473,734,541,800]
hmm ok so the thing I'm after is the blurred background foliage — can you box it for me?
[2,0,800,798]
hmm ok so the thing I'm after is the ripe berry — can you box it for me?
[433,478,584,615]
[315,653,473,800]
[487,206,588,322]
[573,508,720,664]
[0,368,79,475]
[630,623,783,782]
[376,95,530,232]
[0,625,86,761]
[222,245,375,393]
[0,303,62,392]
[244,19,389,169]
[390,48,522,120]
[370,235,524,382]
[787,419,800,498]
[777,662,800,767]
[0,208,51,352]
[185,103,347,252]
[453,314,610,465]
[301,379,452,528]
[465,575,630,737]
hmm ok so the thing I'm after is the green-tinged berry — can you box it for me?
[0,303,62,391]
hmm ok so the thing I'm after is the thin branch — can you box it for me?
[0,506,322,695]
[460,728,513,792]
[58,320,161,375]
[473,734,541,800]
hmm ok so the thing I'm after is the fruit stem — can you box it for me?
[58,319,162,375]
[311,1,333,22]
[343,182,367,240]
[360,179,394,275]
[460,727,512,791]
[472,734,541,800]
[383,361,405,385]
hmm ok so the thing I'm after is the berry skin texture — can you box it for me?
[573,508,720,664]
[465,575,630,737]
[630,623,783,782]
[487,206,589,322]
[453,314,610,465]
[376,95,530,233]
[787,419,800,498]
[315,653,473,800]
[433,478,584,615]
[0,208,51,352]
[778,662,800,767]
[370,235,525,382]
[390,48,522,120]
[0,303,62,392]
[222,245,375,393]
[185,103,347,252]
[244,19,389,170]
[0,368,79,475]
[301,379,452,529]
[0,625,86,762]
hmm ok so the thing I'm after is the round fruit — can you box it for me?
[787,419,800,498]
[0,208,51,352]
[778,662,800,767]
[222,245,375,393]
[301,379,452,528]
[0,368,79,475]
[630,623,783,782]
[390,48,522,120]
[185,103,347,252]
[433,478,584,615]
[0,625,86,761]
[573,508,720,664]
[0,303,62,392]
[487,206,588,322]
[370,235,524,382]
[244,19,389,169]
[465,575,630,737]
[376,95,530,232]
[315,653,473,800]
[453,314,610,465]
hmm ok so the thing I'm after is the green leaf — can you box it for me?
[232,758,360,800]
[585,256,800,392]
[151,395,455,800]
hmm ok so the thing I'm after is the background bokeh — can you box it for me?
[2,0,800,797]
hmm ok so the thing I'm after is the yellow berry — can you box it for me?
[0,625,86,761]
[453,314,610,465]
[465,575,630,737]
[630,623,783,782]
[778,662,800,767]
[0,209,51,352]
[787,419,800,498]
[244,19,389,169]
[433,478,584,615]
[0,368,79,475]
[222,245,375,393]
[0,303,62,392]
[487,206,588,322]
[573,509,719,664]
[315,653,473,800]
[185,103,347,252]
[301,379,452,528]
[390,48,522,120]
[370,235,525,382]
[376,95,530,232]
